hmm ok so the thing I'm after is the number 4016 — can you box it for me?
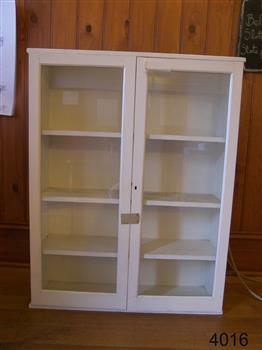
[209,332,248,347]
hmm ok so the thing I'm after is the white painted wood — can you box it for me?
[27,48,245,62]
[28,48,244,314]
[212,63,244,311]
[42,130,121,138]
[29,50,136,310]
[43,234,117,257]
[29,50,43,307]
[147,134,225,143]
[144,192,220,208]
[127,56,244,314]
[139,284,208,296]
[142,239,216,261]
[42,188,119,204]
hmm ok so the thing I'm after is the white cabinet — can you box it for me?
[28,49,244,314]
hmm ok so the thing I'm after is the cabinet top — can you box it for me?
[26,48,245,63]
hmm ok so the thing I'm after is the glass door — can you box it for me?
[29,53,136,310]
[128,57,237,313]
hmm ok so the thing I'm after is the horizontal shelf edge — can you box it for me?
[147,134,225,143]
[145,200,220,208]
[42,130,121,138]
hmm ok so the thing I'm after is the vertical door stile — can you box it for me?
[127,58,148,309]
[117,56,137,306]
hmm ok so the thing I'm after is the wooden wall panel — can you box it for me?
[51,0,77,49]
[229,0,242,56]
[78,0,104,50]
[154,0,182,53]
[231,74,253,232]
[129,0,157,51]
[230,237,262,272]
[180,0,208,54]
[0,0,261,273]
[0,0,28,224]
[103,0,129,51]
[25,0,51,48]
[205,0,235,55]
[240,75,262,233]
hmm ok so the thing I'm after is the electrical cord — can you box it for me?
[228,246,262,302]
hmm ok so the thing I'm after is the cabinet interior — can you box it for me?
[147,70,230,139]
[42,255,117,293]
[41,65,123,133]
[41,136,120,195]
[144,140,225,201]
[138,259,215,296]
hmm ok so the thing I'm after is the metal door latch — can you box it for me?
[121,213,140,224]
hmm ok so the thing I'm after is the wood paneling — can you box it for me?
[25,0,51,48]
[78,0,104,50]
[180,0,208,54]
[0,226,29,263]
[129,0,157,51]
[103,0,130,51]
[205,0,235,55]
[231,74,254,231]
[1,0,261,273]
[0,0,28,224]
[51,0,77,49]
[240,75,262,232]
[154,0,182,53]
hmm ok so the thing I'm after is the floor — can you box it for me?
[0,265,261,350]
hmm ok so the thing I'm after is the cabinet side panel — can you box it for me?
[213,64,244,307]
[29,54,42,303]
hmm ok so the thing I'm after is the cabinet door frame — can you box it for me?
[29,51,136,310]
[127,57,243,314]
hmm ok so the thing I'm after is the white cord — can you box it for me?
[228,246,262,302]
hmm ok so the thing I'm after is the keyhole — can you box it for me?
[134,186,137,190]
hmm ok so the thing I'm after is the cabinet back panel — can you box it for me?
[42,203,118,239]
[41,66,123,132]
[42,137,120,191]
[42,255,117,292]
[138,259,214,294]
[147,71,230,138]
[141,207,219,245]
[144,141,225,196]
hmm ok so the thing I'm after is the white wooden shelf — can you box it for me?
[142,239,216,261]
[147,134,225,143]
[144,192,220,208]
[139,284,209,296]
[45,281,116,293]
[42,188,119,204]
[42,130,121,138]
[43,234,117,258]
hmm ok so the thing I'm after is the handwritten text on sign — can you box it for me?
[238,0,262,71]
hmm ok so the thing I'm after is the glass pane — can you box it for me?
[137,69,230,297]
[147,70,230,138]
[41,66,123,132]
[40,65,123,293]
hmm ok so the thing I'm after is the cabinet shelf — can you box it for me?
[42,130,121,138]
[45,281,116,293]
[139,284,209,296]
[43,234,117,258]
[42,188,119,204]
[142,239,216,261]
[147,134,225,143]
[144,192,220,208]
